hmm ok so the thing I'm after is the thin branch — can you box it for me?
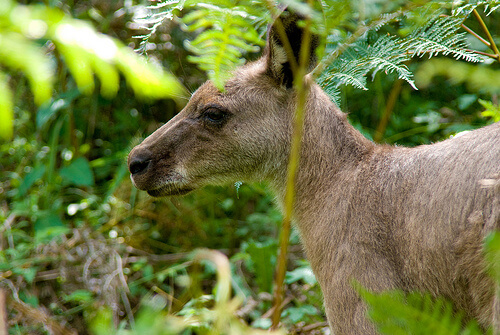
[300,321,329,332]
[262,296,293,319]
[120,289,135,329]
[465,49,499,59]
[472,8,500,61]
[270,3,314,330]
[460,23,491,47]
[374,79,403,143]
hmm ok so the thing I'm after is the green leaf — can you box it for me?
[285,265,317,285]
[252,318,272,329]
[34,212,68,242]
[17,165,46,197]
[244,240,277,293]
[36,89,81,129]
[19,292,39,308]
[13,267,38,284]
[479,99,500,123]
[281,305,317,323]
[0,71,13,140]
[452,0,500,16]
[116,46,186,99]
[88,306,115,335]
[0,32,53,105]
[59,157,95,187]
[0,2,185,104]
[356,283,483,335]
[91,56,120,98]
[63,290,93,303]
[484,231,500,283]
[184,7,263,90]
[318,5,485,104]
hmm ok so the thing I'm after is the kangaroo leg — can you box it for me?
[322,255,399,335]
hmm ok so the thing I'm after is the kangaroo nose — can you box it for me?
[128,149,152,175]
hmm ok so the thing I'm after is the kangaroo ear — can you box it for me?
[265,9,319,88]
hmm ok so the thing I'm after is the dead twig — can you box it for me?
[300,321,329,332]
[7,295,77,335]
[125,245,190,263]
[262,295,293,320]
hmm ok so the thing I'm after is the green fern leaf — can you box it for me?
[318,34,416,103]
[356,285,484,335]
[0,32,53,105]
[135,0,267,90]
[181,4,264,90]
[317,5,486,103]
[403,15,483,63]
[134,0,186,55]
[452,0,500,16]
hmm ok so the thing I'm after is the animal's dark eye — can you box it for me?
[202,108,227,123]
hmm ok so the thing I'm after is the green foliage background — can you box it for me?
[0,0,499,334]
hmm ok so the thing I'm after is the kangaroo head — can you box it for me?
[128,10,318,196]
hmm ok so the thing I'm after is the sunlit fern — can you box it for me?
[181,3,265,90]
[452,0,500,16]
[0,0,183,140]
[135,0,267,90]
[135,1,491,101]
[134,0,186,55]
[316,8,484,104]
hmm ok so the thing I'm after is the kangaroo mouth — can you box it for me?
[131,171,194,197]
[147,184,194,197]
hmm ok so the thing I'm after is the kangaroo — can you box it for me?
[128,10,500,334]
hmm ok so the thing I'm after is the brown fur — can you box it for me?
[128,11,500,334]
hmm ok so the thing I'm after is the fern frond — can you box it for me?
[452,0,500,16]
[317,5,487,103]
[403,15,483,62]
[136,0,267,90]
[181,3,264,89]
[365,36,414,85]
[318,34,416,103]
[134,0,186,55]
[357,285,484,335]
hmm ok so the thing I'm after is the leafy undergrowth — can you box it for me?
[1,164,326,334]
[1,0,500,334]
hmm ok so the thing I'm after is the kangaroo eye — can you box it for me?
[203,108,227,123]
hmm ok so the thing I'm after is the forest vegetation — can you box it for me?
[0,0,499,334]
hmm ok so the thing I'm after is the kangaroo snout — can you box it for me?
[128,147,152,176]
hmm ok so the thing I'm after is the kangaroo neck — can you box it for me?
[268,84,375,227]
